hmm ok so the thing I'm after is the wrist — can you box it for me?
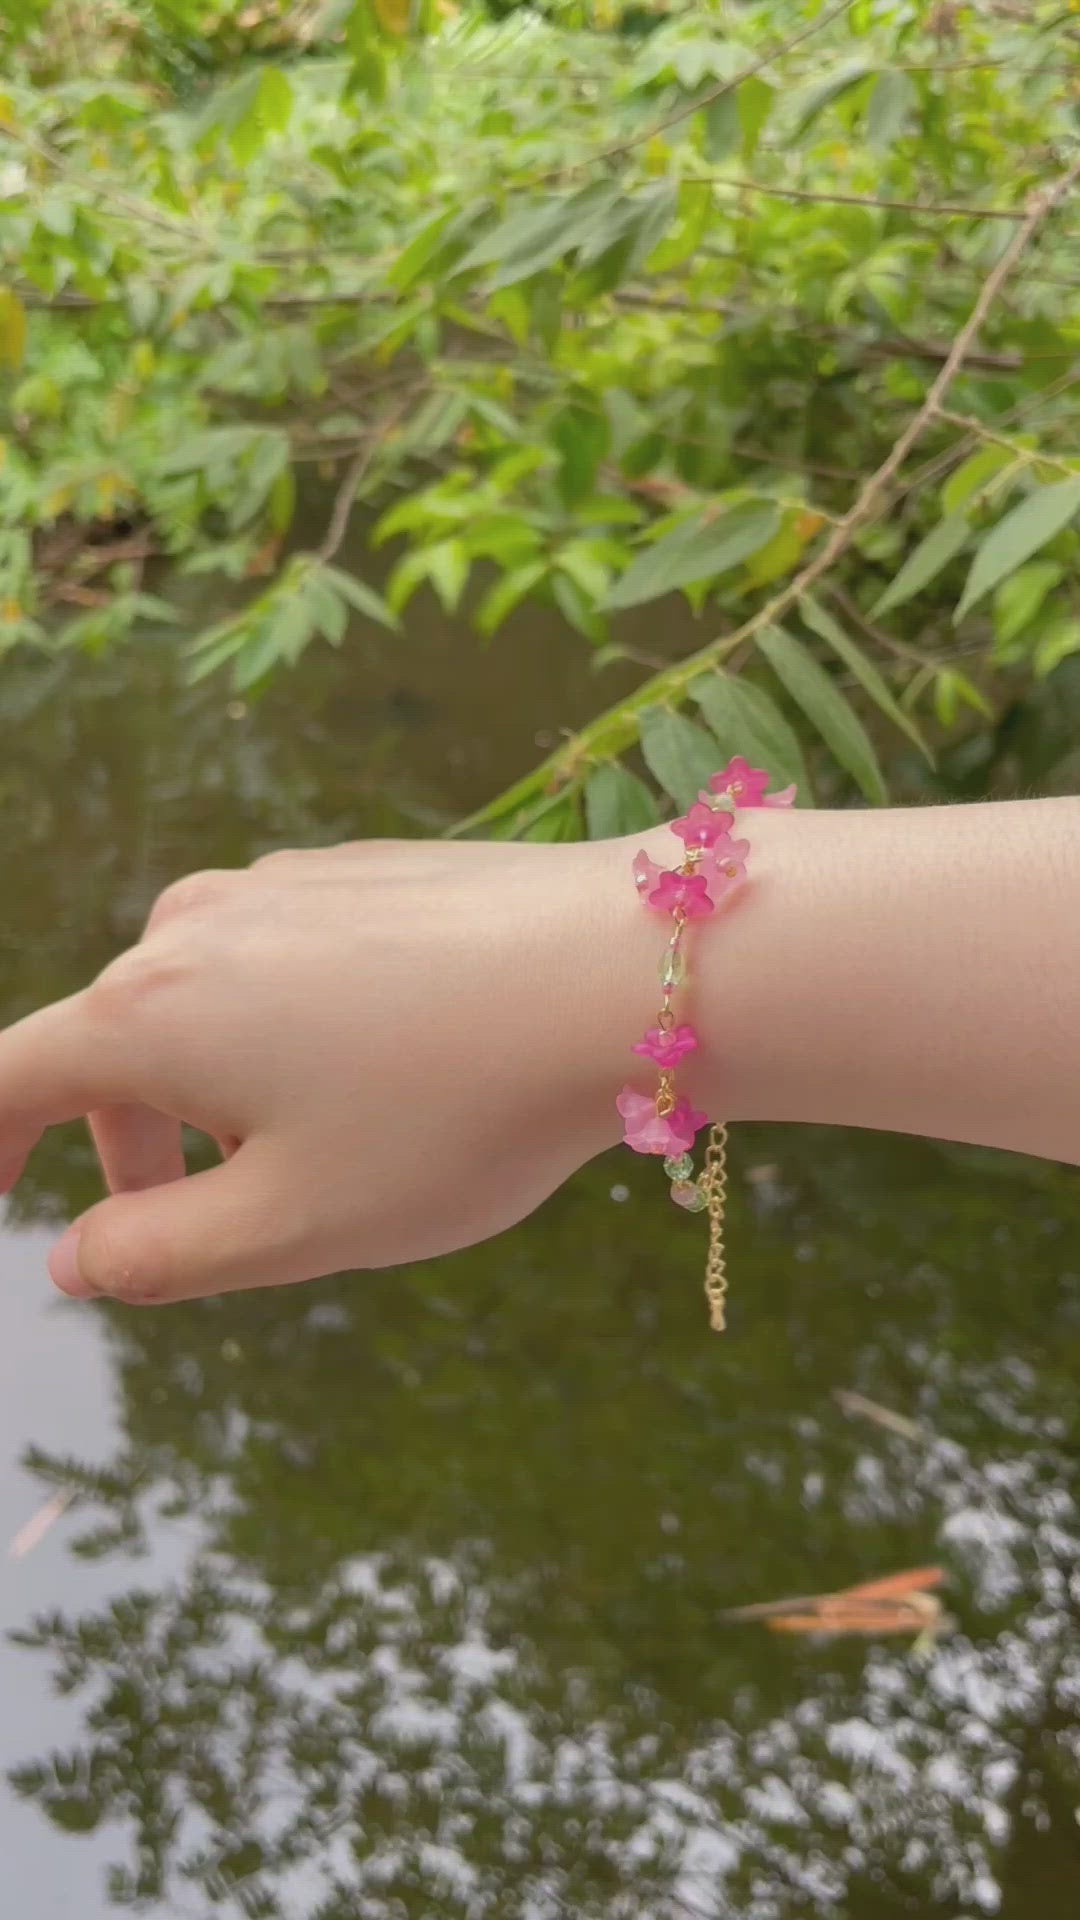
[587,807,822,1135]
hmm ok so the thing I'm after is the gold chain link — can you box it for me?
[701,1122,730,1332]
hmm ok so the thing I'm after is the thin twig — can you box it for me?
[729,442,862,483]
[935,406,1080,478]
[318,445,377,564]
[316,393,413,562]
[826,583,934,670]
[683,173,1032,222]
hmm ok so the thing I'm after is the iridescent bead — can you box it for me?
[660,944,686,990]
[670,1180,707,1213]
[663,1152,694,1182]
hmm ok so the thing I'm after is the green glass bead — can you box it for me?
[663,1152,694,1182]
[660,945,686,990]
[671,1180,707,1213]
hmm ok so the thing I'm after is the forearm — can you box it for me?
[608,798,1080,1164]
[7,796,1080,1309]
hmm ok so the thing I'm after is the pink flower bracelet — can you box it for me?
[616,756,795,1331]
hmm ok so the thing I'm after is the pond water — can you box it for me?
[1,610,1078,1919]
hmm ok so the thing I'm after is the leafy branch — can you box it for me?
[6,0,1080,797]
[455,153,1080,833]
[572,0,860,177]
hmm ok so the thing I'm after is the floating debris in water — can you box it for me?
[834,1387,929,1443]
[718,1567,948,1643]
[8,1490,74,1561]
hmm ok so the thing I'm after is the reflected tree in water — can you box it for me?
[8,1142,1080,1918]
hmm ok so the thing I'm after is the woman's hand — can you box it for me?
[0,839,649,1305]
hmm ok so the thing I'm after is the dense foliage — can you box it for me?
[2,1,1080,831]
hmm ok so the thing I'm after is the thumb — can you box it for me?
[47,1147,304,1306]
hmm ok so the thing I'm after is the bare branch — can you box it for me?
[318,446,376,565]
[935,407,1079,478]
[683,173,1032,222]
[316,393,415,563]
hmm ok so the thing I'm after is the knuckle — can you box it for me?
[252,847,306,875]
[148,869,237,928]
[87,946,192,1022]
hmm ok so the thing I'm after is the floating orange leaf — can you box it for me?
[721,1567,947,1640]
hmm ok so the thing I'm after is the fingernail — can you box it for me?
[48,1225,94,1299]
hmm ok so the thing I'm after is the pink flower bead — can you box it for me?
[631,1022,699,1069]
[705,755,797,809]
[703,834,750,893]
[632,850,665,899]
[671,801,733,850]
[648,870,714,919]
[617,1087,709,1156]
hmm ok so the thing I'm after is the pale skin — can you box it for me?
[0,796,1077,1307]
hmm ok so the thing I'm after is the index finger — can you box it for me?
[0,991,139,1153]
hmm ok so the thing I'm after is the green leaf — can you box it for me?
[552,571,603,642]
[871,512,971,618]
[954,479,1080,623]
[933,667,992,727]
[789,60,874,138]
[1034,616,1080,680]
[458,185,618,287]
[799,593,932,762]
[386,548,432,616]
[199,65,293,165]
[756,625,888,804]
[155,425,277,479]
[604,502,780,611]
[307,577,348,645]
[639,707,724,811]
[227,600,311,691]
[268,467,296,536]
[633,181,680,267]
[555,538,618,604]
[738,76,775,157]
[552,404,609,509]
[865,70,917,150]
[691,671,811,802]
[585,764,659,839]
[254,67,293,136]
[522,794,582,843]
[704,92,741,161]
[389,210,457,291]
[743,512,807,589]
[941,444,1017,516]
[475,561,546,638]
[319,563,397,629]
[425,540,469,615]
[993,559,1064,648]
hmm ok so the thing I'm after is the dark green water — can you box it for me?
[1,625,1078,1920]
